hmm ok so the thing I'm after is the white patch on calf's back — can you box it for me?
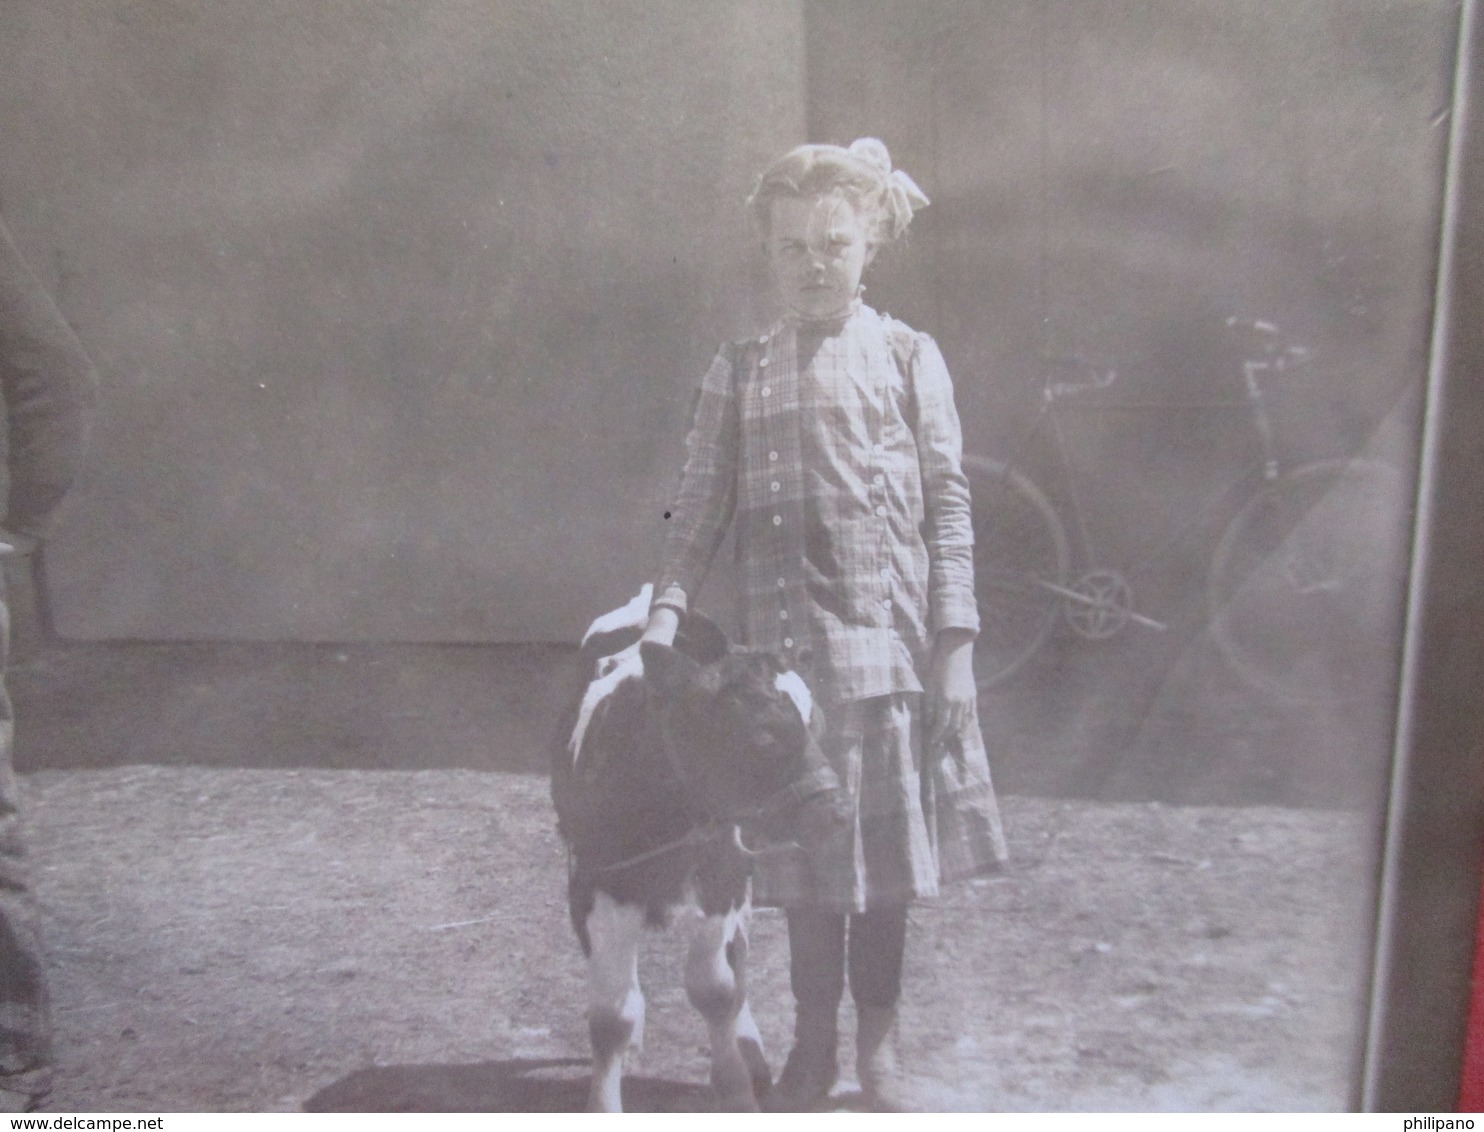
[581,584,653,647]
[773,669,813,725]
[570,649,644,765]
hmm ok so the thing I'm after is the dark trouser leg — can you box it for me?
[0,589,52,1095]
[787,907,845,1008]
[847,904,907,1008]
[762,908,845,1111]
[849,905,912,1110]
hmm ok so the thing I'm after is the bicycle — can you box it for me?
[966,317,1409,703]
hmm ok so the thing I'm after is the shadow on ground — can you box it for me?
[301,1056,883,1113]
[302,1057,710,1113]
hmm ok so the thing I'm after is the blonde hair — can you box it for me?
[746,137,929,246]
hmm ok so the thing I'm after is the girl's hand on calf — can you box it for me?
[595,608,679,677]
[639,606,680,647]
[926,629,977,749]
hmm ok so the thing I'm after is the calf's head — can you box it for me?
[639,641,848,845]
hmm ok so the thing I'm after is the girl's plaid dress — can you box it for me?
[655,301,1007,911]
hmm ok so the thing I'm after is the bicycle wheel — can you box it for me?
[1207,457,1409,703]
[964,455,1071,689]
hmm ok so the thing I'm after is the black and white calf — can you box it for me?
[550,587,845,1112]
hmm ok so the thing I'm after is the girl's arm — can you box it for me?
[928,627,977,745]
[649,342,741,643]
[910,333,979,640]
[640,605,681,647]
[910,332,981,743]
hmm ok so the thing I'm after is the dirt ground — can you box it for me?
[22,766,1372,1113]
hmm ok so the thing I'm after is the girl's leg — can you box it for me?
[789,906,846,1006]
[846,904,908,1008]
[763,907,845,1111]
[848,904,914,1111]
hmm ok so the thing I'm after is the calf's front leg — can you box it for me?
[584,892,647,1112]
[685,902,769,1111]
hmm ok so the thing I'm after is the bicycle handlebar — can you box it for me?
[1041,355,1117,400]
[1225,315,1281,338]
[1038,318,1310,405]
[1225,316,1312,371]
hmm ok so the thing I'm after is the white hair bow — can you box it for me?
[889,167,930,212]
[847,137,930,228]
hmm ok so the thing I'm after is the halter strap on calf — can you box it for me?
[591,763,840,877]
[592,821,725,876]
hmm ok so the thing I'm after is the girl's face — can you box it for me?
[766,193,876,322]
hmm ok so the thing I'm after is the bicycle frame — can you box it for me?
[1000,322,1312,638]
[1049,399,1269,599]
[968,318,1407,699]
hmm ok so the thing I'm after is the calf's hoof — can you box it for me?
[739,1034,772,1099]
[710,1042,767,1112]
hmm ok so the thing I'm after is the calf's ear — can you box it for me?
[639,641,701,699]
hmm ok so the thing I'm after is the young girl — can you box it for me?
[639,138,1007,1111]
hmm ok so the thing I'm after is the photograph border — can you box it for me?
[0,1,1476,1112]
[1362,0,1484,1110]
